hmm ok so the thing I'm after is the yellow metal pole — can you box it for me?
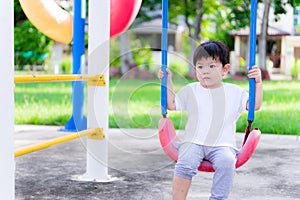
[14,128,104,157]
[14,74,105,85]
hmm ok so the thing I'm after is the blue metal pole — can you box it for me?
[248,0,257,122]
[161,0,168,116]
[65,0,87,131]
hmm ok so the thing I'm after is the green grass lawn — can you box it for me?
[227,80,300,135]
[14,77,300,135]
[15,82,73,125]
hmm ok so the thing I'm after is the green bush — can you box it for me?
[169,61,188,77]
[130,35,153,69]
[110,37,121,67]
[109,34,153,69]
[61,56,72,74]
[291,59,299,80]
[14,20,52,69]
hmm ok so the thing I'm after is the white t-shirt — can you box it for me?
[175,82,248,149]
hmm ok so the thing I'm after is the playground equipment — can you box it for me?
[13,71,108,176]
[19,0,142,44]
[14,128,104,157]
[0,1,14,199]
[1,0,142,198]
[158,0,261,172]
[14,74,104,85]
[66,0,87,131]
[19,0,142,131]
[18,0,72,44]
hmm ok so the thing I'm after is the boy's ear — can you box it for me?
[223,64,230,75]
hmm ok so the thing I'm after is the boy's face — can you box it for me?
[194,57,230,89]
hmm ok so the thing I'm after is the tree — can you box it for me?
[219,0,251,48]
[14,0,52,69]
[137,0,258,78]
[113,0,160,75]
[137,0,161,21]
[174,0,256,77]
[183,0,204,78]
[136,0,203,77]
[258,0,271,80]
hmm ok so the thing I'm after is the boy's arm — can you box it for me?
[254,82,263,110]
[166,77,176,110]
[247,65,263,111]
[158,68,176,110]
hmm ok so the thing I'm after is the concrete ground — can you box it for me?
[15,125,300,200]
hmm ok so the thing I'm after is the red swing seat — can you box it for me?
[158,118,261,172]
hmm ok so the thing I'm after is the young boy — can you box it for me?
[158,41,262,200]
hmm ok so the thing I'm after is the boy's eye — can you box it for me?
[210,65,216,68]
[197,66,203,69]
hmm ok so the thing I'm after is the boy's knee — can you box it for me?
[213,152,236,172]
[174,162,198,180]
[174,143,203,180]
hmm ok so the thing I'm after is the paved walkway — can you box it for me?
[15,125,300,200]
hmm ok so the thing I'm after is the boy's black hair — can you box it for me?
[193,41,229,67]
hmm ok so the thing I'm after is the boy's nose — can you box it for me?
[202,68,209,74]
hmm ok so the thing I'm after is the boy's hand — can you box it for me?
[158,67,172,80]
[248,65,262,83]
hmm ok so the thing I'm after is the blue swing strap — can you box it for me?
[244,0,258,144]
[161,0,168,117]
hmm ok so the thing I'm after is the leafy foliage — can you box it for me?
[273,0,297,21]
[136,0,162,22]
[14,21,52,69]
[110,34,153,69]
[14,0,26,26]
[14,0,52,69]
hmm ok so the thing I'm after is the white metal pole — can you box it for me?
[79,0,110,181]
[0,0,15,199]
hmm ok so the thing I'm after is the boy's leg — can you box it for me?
[172,176,191,200]
[173,142,204,200]
[206,147,237,200]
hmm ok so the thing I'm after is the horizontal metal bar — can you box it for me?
[14,128,104,157]
[14,74,105,84]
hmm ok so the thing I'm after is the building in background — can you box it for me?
[230,3,300,78]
